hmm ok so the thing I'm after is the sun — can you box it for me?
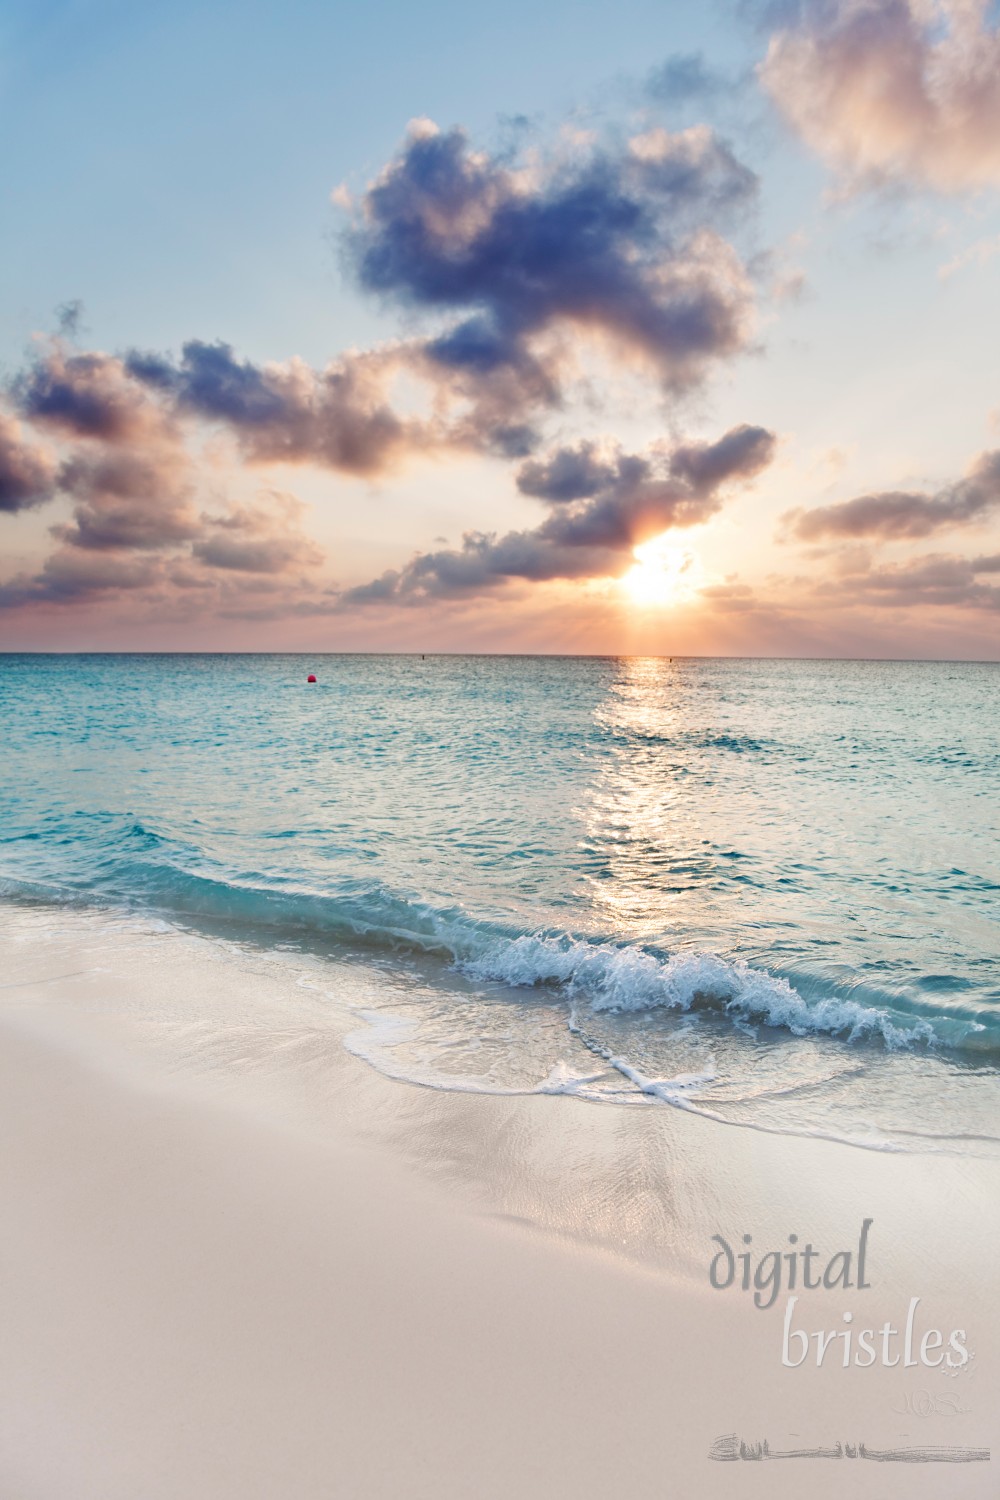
[620,536,704,608]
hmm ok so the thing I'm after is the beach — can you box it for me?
[5,0,1000,1475]
[0,902,995,1499]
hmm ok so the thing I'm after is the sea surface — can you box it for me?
[2,653,999,1152]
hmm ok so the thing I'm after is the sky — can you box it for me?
[2,0,1000,656]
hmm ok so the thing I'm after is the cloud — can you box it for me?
[122,334,556,472]
[1,337,324,608]
[0,113,772,629]
[10,342,207,554]
[13,345,164,442]
[0,548,161,609]
[0,485,325,611]
[192,495,324,574]
[516,441,622,502]
[698,580,760,612]
[938,233,1000,280]
[342,423,776,603]
[124,340,442,476]
[5,117,764,535]
[139,118,753,480]
[822,550,1000,610]
[759,0,1000,194]
[646,52,728,104]
[344,118,758,396]
[770,266,806,303]
[0,413,57,513]
[785,448,1000,540]
[53,447,199,551]
[55,300,84,339]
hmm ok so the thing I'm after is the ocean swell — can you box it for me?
[0,831,990,1059]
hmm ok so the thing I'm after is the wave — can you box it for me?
[460,934,947,1050]
[0,859,472,961]
[0,829,995,1060]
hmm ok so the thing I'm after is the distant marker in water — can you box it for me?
[307,674,317,683]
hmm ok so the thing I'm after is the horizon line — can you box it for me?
[1,650,998,665]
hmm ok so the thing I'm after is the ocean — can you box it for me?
[2,652,998,1153]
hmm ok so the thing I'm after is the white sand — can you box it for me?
[0,904,996,1498]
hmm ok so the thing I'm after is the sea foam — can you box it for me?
[461,934,940,1049]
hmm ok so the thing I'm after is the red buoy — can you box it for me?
[307,674,317,683]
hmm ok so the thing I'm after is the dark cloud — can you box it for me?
[670,423,777,490]
[126,340,423,474]
[344,118,758,396]
[192,534,314,573]
[342,423,775,603]
[0,341,327,609]
[0,548,161,609]
[524,424,776,520]
[121,349,179,389]
[122,332,563,471]
[759,0,1000,194]
[5,118,762,536]
[0,115,774,625]
[13,347,161,442]
[516,441,622,502]
[786,449,1000,541]
[424,318,515,375]
[0,487,325,610]
[341,532,613,604]
[52,447,198,551]
[532,424,775,552]
[156,340,291,426]
[0,413,57,513]
[823,551,1000,611]
[192,496,324,574]
[11,343,210,551]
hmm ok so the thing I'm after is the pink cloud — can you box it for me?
[760,0,1000,194]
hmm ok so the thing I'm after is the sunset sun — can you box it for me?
[620,537,704,608]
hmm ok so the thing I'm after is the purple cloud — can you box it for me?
[821,551,1000,611]
[0,413,57,513]
[786,449,1000,541]
[192,497,324,574]
[14,348,161,442]
[344,118,758,395]
[342,424,775,603]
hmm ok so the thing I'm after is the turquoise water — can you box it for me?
[2,653,999,1149]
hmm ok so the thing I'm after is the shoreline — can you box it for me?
[0,902,996,1497]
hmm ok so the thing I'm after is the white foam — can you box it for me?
[535,1060,612,1096]
[462,933,939,1050]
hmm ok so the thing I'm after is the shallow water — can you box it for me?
[2,652,998,1150]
